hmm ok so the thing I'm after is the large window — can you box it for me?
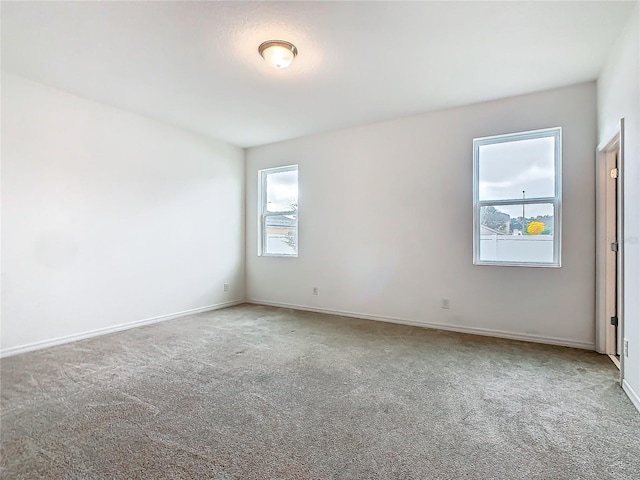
[259,165,298,257]
[473,127,561,267]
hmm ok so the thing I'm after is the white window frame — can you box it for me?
[473,127,562,267]
[258,164,298,257]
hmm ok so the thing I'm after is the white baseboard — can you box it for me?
[0,300,244,358]
[622,379,640,414]
[3,298,598,359]
[248,299,595,350]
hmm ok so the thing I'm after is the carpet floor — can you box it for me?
[1,304,639,479]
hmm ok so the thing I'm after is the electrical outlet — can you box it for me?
[223,283,229,292]
[313,287,319,295]
[441,298,450,309]
[624,338,629,357]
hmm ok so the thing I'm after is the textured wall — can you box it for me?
[1,73,245,354]
[246,83,597,349]
[597,3,640,411]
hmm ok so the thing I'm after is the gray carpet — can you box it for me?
[1,304,639,479]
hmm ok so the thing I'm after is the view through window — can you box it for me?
[259,165,298,256]
[473,128,561,266]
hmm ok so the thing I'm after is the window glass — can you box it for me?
[266,169,298,213]
[479,203,555,264]
[259,166,298,256]
[473,128,561,267]
[478,136,555,201]
[265,214,298,255]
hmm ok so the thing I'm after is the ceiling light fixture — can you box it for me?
[258,40,298,69]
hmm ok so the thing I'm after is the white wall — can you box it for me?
[1,73,245,355]
[246,83,597,349]
[598,3,640,411]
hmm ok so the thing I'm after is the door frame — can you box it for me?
[595,119,625,376]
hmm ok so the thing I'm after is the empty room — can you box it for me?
[1,1,639,478]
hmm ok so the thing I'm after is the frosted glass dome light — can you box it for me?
[259,40,298,69]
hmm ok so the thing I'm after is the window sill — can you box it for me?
[474,260,561,268]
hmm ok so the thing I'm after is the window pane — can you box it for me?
[266,169,298,213]
[479,203,554,264]
[478,136,555,201]
[265,214,297,255]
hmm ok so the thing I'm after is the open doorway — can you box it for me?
[596,119,624,374]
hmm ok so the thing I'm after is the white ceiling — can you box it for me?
[2,1,636,148]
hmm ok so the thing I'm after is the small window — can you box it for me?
[259,165,298,257]
[473,128,561,267]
